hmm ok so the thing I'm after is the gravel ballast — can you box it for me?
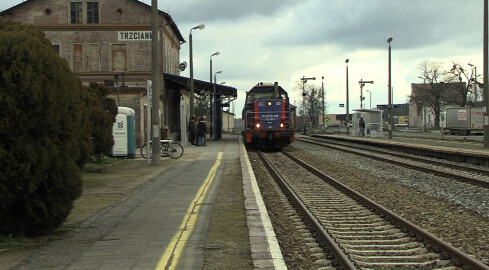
[285,141,489,266]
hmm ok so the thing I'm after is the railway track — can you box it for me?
[296,137,489,188]
[257,150,489,270]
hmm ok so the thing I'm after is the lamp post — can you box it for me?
[484,0,489,148]
[189,23,205,119]
[300,76,316,135]
[468,63,478,101]
[209,52,219,138]
[213,70,222,140]
[150,0,161,165]
[345,59,350,135]
[322,76,325,131]
[387,36,393,139]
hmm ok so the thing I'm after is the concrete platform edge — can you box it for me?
[240,142,287,270]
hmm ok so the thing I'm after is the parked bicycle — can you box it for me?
[140,139,184,159]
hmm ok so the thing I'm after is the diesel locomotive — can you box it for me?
[242,82,294,149]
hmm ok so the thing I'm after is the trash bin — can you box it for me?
[112,107,136,158]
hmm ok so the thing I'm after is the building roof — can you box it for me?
[0,0,185,43]
[164,73,238,98]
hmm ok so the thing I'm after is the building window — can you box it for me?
[70,2,82,24]
[53,45,60,55]
[88,44,100,72]
[72,44,83,72]
[111,44,127,72]
[87,2,99,24]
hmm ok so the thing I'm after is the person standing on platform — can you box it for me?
[359,117,366,137]
[197,117,207,147]
[188,116,196,145]
[203,115,208,146]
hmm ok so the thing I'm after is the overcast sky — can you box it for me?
[1,1,486,115]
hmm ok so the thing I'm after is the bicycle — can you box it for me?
[140,139,184,159]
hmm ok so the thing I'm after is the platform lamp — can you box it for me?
[387,36,393,139]
[213,70,222,140]
[189,23,205,119]
[345,59,350,135]
[209,51,219,138]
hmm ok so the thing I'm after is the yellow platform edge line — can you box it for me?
[155,152,223,270]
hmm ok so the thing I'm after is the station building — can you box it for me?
[1,0,237,145]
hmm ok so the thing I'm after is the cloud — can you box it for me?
[263,0,482,50]
[164,0,305,24]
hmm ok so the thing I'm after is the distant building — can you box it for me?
[409,83,465,129]
[1,0,236,145]
[222,111,235,133]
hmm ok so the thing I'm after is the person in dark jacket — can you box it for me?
[359,117,365,137]
[188,116,196,145]
[196,117,207,146]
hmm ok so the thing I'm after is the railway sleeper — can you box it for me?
[342,242,425,250]
[330,228,405,236]
[350,252,441,263]
[344,247,430,257]
[334,232,409,241]
[318,216,387,227]
[316,213,381,219]
[324,224,397,232]
[322,221,387,229]
[353,259,441,269]
[337,236,415,245]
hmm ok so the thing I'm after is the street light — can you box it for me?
[321,76,325,131]
[210,52,220,82]
[300,76,316,135]
[387,36,393,139]
[212,71,222,140]
[189,23,205,119]
[366,90,371,109]
[484,0,489,148]
[468,63,478,101]
[209,51,219,138]
[345,59,350,135]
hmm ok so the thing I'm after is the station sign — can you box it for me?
[118,31,159,41]
[377,104,404,109]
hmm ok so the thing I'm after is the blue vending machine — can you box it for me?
[112,107,136,158]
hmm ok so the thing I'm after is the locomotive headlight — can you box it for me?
[267,101,272,106]
[280,121,285,128]
[255,120,261,129]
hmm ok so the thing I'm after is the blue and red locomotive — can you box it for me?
[242,82,294,149]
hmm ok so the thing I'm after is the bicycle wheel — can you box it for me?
[168,142,184,159]
[160,142,170,157]
[140,143,152,159]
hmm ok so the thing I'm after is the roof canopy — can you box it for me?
[164,73,237,98]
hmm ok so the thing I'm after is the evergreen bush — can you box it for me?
[0,21,90,236]
[85,83,117,160]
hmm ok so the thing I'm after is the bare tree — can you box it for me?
[294,80,324,128]
[194,93,209,119]
[412,60,452,128]
[448,62,479,107]
[305,84,323,127]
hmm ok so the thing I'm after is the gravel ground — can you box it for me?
[285,141,489,266]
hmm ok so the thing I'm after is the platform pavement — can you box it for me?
[14,134,285,270]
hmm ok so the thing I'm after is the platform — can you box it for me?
[13,135,285,270]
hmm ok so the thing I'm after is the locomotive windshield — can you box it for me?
[245,86,289,106]
[245,92,287,103]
